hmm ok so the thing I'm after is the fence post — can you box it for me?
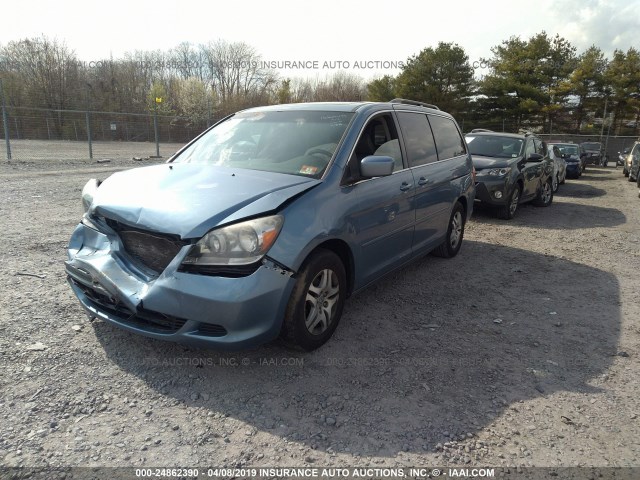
[0,79,12,161]
[85,111,93,159]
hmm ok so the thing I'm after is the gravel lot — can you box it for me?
[0,159,639,474]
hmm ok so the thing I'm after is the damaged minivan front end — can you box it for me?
[66,163,317,349]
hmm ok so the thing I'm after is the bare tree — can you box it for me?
[200,40,277,108]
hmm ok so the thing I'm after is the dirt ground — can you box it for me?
[0,158,639,475]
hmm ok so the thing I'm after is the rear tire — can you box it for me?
[280,249,346,351]
[432,202,465,258]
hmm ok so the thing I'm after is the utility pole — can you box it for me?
[154,96,162,158]
[600,97,608,144]
[85,83,93,160]
[0,78,12,161]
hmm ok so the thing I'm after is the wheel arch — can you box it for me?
[304,239,355,297]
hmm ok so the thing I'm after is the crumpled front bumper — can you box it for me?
[65,223,296,350]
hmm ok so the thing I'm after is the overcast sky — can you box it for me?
[2,0,639,79]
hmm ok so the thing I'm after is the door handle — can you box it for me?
[417,177,429,186]
[400,182,412,192]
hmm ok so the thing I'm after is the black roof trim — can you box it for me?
[390,98,440,110]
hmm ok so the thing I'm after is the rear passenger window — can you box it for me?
[428,115,466,159]
[396,112,438,167]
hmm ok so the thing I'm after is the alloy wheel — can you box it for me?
[305,269,340,335]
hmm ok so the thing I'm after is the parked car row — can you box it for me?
[465,130,576,219]
[66,99,623,352]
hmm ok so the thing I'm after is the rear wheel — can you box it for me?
[497,184,521,220]
[433,202,465,258]
[280,249,346,351]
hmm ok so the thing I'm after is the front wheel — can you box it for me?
[433,202,466,258]
[497,184,521,220]
[533,178,553,207]
[280,249,346,351]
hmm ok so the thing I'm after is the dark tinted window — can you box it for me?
[429,115,466,159]
[396,112,438,167]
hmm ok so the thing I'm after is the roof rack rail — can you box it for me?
[390,98,440,110]
[470,128,493,133]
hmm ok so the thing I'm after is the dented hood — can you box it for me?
[90,163,320,239]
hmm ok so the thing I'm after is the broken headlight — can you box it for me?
[182,215,283,266]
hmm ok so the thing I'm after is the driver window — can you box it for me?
[343,114,403,184]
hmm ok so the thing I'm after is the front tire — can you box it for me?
[497,184,521,220]
[433,202,466,258]
[280,249,346,351]
[533,178,553,207]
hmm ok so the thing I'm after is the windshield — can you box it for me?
[582,142,601,150]
[550,144,579,156]
[173,110,354,178]
[465,135,523,158]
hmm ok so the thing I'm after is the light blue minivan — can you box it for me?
[66,99,475,350]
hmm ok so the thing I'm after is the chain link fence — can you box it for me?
[1,106,638,162]
[0,106,217,161]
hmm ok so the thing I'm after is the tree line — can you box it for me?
[1,33,638,137]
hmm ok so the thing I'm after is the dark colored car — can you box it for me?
[465,131,554,219]
[580,141,605,166]
[66,99,475,351]
[548,142,582,179]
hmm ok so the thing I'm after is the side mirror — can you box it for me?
[527,153,543,162]
[360,155,395,178]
